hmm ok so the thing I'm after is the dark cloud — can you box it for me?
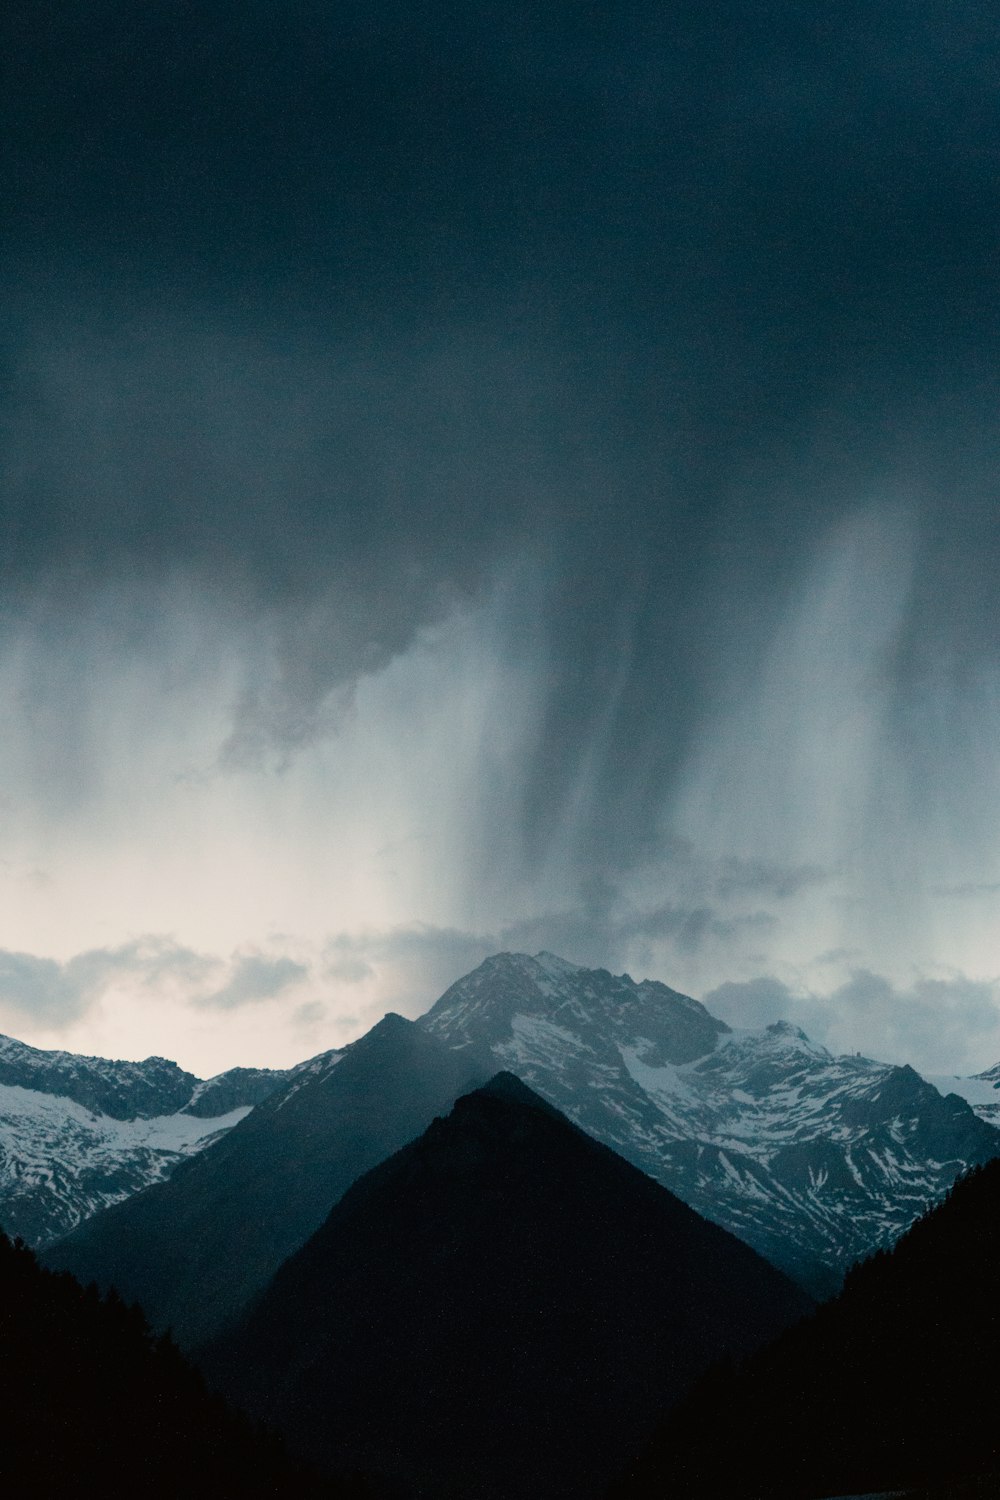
[2,0,998,890]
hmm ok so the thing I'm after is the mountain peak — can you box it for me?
[418,950,1000,1295]
[203,1051,810,1500]
[477,1069,541,1105]
[421,949,727,1065]
[533,950,582,975]
[364,1010,412,1035]
[766,1019,813,1043]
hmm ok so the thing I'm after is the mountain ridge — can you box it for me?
[0,1030,289,1120]
[0,1032,291,1245]
[420,950,1000,1292]
[46,1013,491,1345]
[200,1070,812,1499]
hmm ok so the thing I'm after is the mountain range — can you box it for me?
[200,1073,811,1500]
[419,951,1000,1292]
[7,948,1000,1497]
[14,949,1000,1310]
[0,1031,288,1245]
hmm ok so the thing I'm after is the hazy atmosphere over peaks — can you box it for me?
[2,3,999,1074]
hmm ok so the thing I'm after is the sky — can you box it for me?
[2,2,999,1077]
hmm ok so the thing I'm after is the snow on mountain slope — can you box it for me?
[0,1085,250,1246]
[421,953,1000,1293]
[0,1033,290,1246]
[925,1066,1000,1125]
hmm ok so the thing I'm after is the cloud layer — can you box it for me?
[2,3,999,1068]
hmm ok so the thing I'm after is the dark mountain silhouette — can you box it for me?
[201,1073,812,1500]
[612,1156,1000,1499]
[0,1229,367,1498]
[420,951,1000,1295]
[46,1014,488,1346]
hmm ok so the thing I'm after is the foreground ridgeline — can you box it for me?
[200,1074,812,1500]
[0,1231,368,1496]
[612,1157,1000,1499]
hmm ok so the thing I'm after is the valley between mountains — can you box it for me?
[6,951,1000,1495]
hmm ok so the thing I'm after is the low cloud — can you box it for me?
[500,902,775,972]
[703,968,1000,1074]
[0,951,82,1026]
[197,953,308,1011]
[826,970,1000,1075]
[319,897,778,1030]
[0,937,311,1031]
[702,977,803,1032]
[323,925,494,1008]
[0,937,215,1027]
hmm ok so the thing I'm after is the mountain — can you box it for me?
[420,951,1000,1293]
[0,1032,288,1246]
[612,1155,1000,1499]
[0,1031,284,1119]
[200,1073,812,1500]
[0,1230,366,1497]
[46,1014,490,1346]
[926,1061,1000,1126]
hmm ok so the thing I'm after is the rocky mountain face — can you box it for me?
[0,1032,288,1246]
[0,1032,284,1120]
[420,952,1000,1293]
[46,1015,491,1346]
[201,1074,811,1500]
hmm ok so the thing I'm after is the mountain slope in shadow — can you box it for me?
[0,1230,367,1497]
[47,1015,488,1346]
[612,1156,1000,1499]
[202,1073,812,1500]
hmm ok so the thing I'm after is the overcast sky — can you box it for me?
[2,2,999,1075]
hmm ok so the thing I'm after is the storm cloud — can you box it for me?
[2,3,999,1069]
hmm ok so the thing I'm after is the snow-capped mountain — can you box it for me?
[420,952,1000,1292]
[0,1033,289,1246]
[925,1062,1000,1126]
